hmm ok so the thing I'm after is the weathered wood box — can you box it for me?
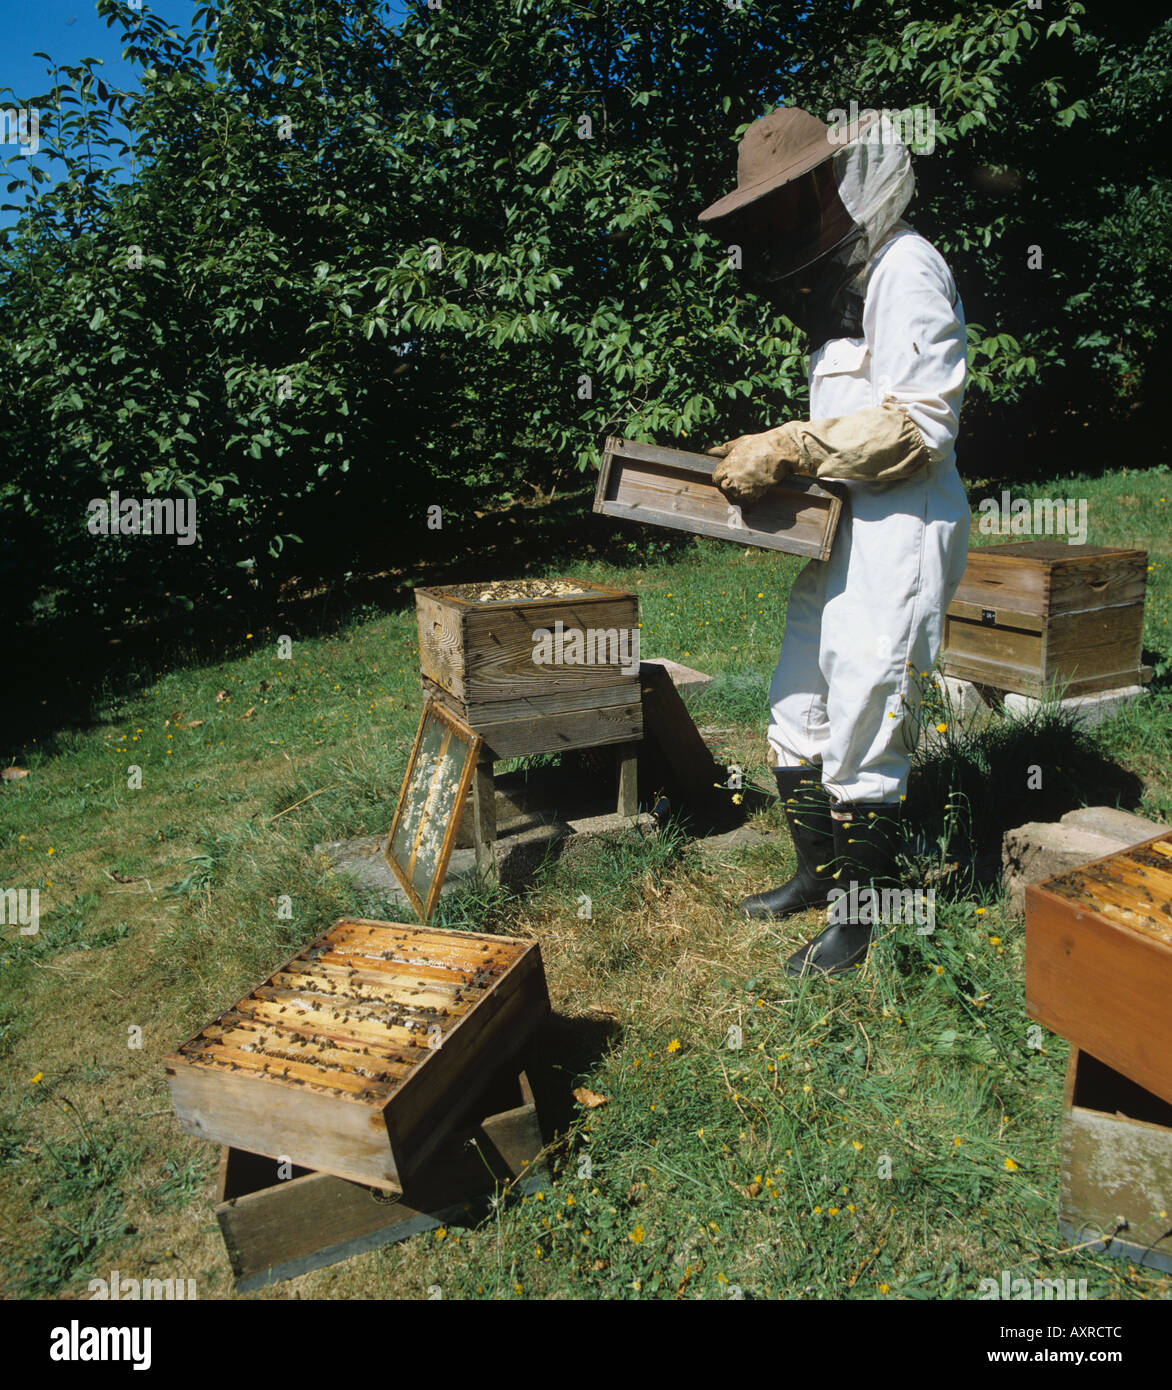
[165,919,549,1191]
[415,577,642,759]
[214,1070,545,1290]
[1025,830,1172,1108]
[1059,1048,1172,1274]
[942,541,1148,697]
[594,436,844,562]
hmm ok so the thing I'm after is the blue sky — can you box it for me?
[1,0,410,230]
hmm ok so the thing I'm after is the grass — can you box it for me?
[0,462,1170,1299]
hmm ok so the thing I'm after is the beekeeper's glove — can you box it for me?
[708,424,803,506]
[710,397,930,501]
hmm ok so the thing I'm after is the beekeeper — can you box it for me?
[697,106,971,977]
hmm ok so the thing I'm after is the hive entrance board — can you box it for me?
[165,918,549,1191]
[385,699,481,921]
[594,436,843,562]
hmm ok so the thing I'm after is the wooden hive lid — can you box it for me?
[165,918,539,1107]
[1031,831,1172,949]
[962,540,1147,566]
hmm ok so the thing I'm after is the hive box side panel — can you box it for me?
[416,589,469,703]
[1025,885,1172,1108]
[951,550,1052,617]
[1047,550,1147,615]
[941,615,1044,693]
[166,1062,402,1189]
[421,676,643,760]
[1043,604,1145,687]
[462,597,640,705]
[596,437,841,561]
[384,944,550,1180]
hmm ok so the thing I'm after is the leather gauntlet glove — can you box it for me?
[708,424,803,506]
[709,398,930,498]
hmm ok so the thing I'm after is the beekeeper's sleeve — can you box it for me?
[788,236,966,483]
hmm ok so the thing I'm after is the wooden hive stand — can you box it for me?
[214,1066,546,1291]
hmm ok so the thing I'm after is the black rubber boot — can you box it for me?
[739,768,836,920]
[784,801,903,977]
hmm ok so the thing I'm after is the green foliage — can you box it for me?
[1,1,1168,624]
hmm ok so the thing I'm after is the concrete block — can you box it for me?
[1002,806,1168,915]
[319,810,658,912]
[642,657,713,701]
[936,675,1147,731]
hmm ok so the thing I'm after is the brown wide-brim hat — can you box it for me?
[698,106,882,224]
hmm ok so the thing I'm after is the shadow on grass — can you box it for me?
[9,492,691,752]
[903,703,1147,893]
[526,1013,623,1141]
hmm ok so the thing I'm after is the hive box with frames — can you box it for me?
[1025,830,1172,1110]
[414,576,643,760]
[165,918,550,1191]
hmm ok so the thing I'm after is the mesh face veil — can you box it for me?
[730,117,917,351]
[731,162,859,287]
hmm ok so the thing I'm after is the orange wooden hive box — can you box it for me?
[165,918,549,1191]
[1025,830,1172,1107]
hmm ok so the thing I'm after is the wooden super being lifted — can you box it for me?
[594,436,844,562]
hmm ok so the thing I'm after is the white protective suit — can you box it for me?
[765,122,971,803]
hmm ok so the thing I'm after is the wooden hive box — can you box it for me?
[1059,1048,1172,1274]
[942,541,1148,697]
[415,577,642,760]
[165,918,549,1191]
[1025,830,1172,1107]
[594,436,844,562]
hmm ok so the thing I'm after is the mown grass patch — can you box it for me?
[1,466,1169,1298]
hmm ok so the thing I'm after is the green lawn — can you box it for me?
[1,463,1170,1300]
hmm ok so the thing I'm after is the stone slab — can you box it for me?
[642,657,713,701]
[938,676,1148,731]
[1002,806,1168,915]
[320,809,659,912]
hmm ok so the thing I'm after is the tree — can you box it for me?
[1,0,1165,628]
